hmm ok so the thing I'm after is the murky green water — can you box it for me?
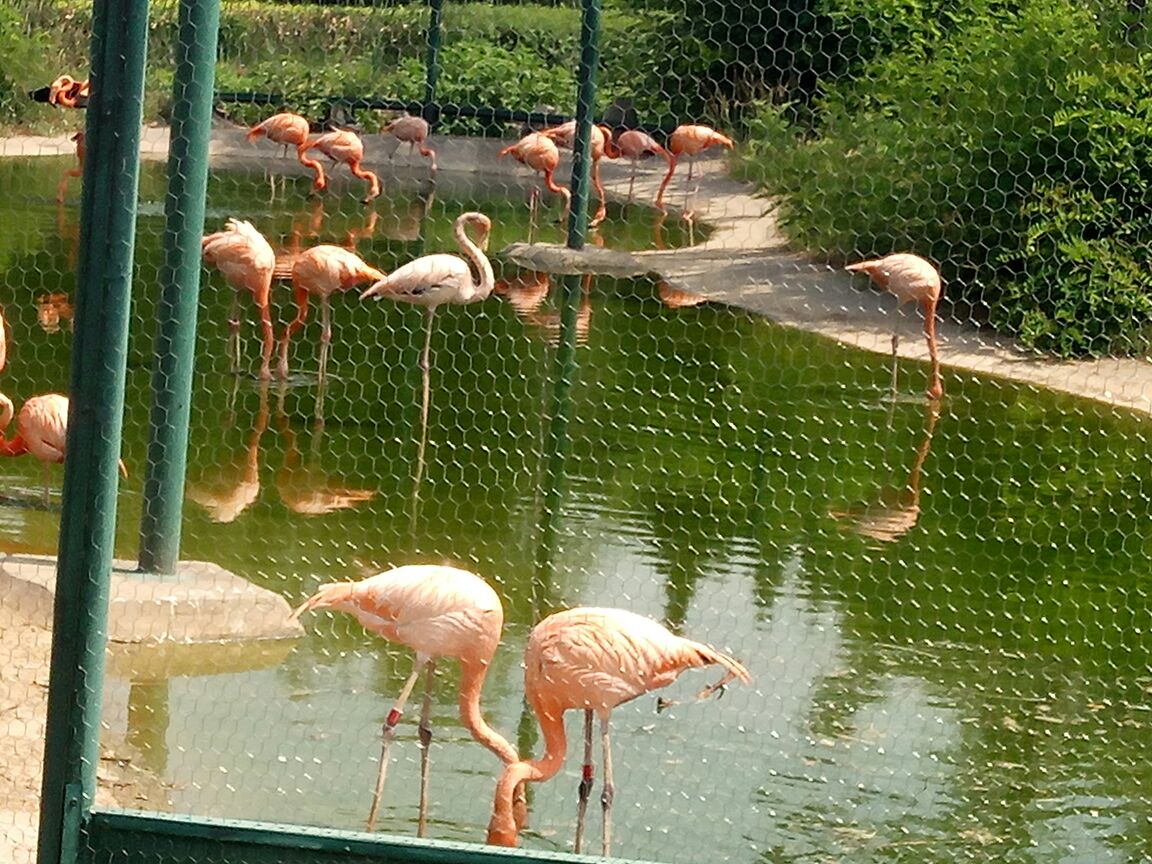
[3,156,1152,863]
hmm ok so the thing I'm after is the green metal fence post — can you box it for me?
[36,0,149,861]
[423,0,445,127]
[138,0,222,575]
[564,0,602,252]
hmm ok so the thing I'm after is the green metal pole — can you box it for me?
[138,0,221,574]
[37,0,149,861]
[565,0,602,251]
[422,0,445,126]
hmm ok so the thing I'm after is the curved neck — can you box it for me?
[486,703,570,846]
[458,658,517,764]
[455,219,495,301]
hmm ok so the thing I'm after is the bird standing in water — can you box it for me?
[246,112,326,194]
[486,606,751,856]
[202,218,277,380]
[498,133,571,238]
[278,245,386,395]
[304,129,381,202]
[845,253,944,399]
[616,129,672,206]
[539,121,620,227]
[291,565,518,835]
[655,124,734,212]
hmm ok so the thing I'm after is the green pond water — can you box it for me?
[2,156,1152,863]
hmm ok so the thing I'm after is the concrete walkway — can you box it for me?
[9,122,1152,416]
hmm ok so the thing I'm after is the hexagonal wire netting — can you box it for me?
[2,0,1152,863]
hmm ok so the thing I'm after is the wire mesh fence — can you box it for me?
[2,1,1152,863]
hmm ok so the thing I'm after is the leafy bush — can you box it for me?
[740,0,1152,356]
[0,4,61,128]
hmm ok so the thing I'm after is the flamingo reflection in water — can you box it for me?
[495,271,594,347]
[56,131,84,204]
[830,399,941,545]
[273,388,374,516]
[185,381,271,524]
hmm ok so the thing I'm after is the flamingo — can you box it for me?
[291,565,518,835]
[360,211,494,450]
[0,302,7,373]
[185,381,270,524]
[278,245,386,395]
[56,131,84,204]
[246,112,326,194]
[845,253,944,399]
[0,392,127,498]
[202,218,277,380]
[383,115,437,172]
[29,75,90,108]
[303,129,381,202]
[486,606,751,855]
[498,133,571,239]
[616,129,672,205]
[654,124,735,212]
[539,121,620,227]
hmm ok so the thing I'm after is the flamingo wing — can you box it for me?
[16,394,69,464]
[360,254,474,305]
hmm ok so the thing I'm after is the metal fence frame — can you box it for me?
[36,0,604,861]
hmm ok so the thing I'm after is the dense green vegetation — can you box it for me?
[6,0,1151,356]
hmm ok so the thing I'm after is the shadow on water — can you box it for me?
[1,157,1151,861]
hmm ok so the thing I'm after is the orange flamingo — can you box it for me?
[383,115,437,172]
[246,112,326,192]
[56,131,84,204]
[202,218,277,380]
[498,133,571,239]
[30,75,90,108]
[539,121,620,227]
[278,245,385,387]
[616,129,672,205]
[486,606,751,855]
[291,565,518,835]
[655,124,735,212]
[304,130,381,202]
[0,392,127,498]
[845,253,944,399]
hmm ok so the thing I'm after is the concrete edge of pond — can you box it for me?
[5,123,1152,417]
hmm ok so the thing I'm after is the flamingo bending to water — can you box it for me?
[616,129,672,205]
[0,393,127,497]
[246,112,326,192]
[845,252,944,399]
[486,606,751,855]
[278,245,385,390]
[655,124,734,212]
[383,115,437,172]
[304,130,381,202]
[539,121,620,227]
[291,565,517,835]
[498,133,571,238]
[202,218,277,380]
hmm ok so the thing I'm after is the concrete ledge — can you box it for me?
[0,554,303,645]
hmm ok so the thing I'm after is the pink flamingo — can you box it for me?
[616,129,672,205]
[303,130,381,202]
[845,253,944,399]
[498,133,571,238]
[278,245,385,389]
[383,115,437,172]
[0,392,127,498]
[202,218,277,380]
[360,211,494,438]
[486,606,751,855]
[246,112,326,193]
[291,565,518,835]
[539,121,620,227]
[655,124,735,212]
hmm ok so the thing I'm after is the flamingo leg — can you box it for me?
[366,659,428,832]
[277,284,310,380]
[228,291,242,374]
[574,709,594,854]
[890,332,900,397]
[416,660,437,838]
[590,159,607,227]
[528,186,539,244]
[923,298,943,399]
[627,158,637,205]
[600,713,615,857]
[255,282,274,381]
[318,296,333,387]
[411,307,435,512]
